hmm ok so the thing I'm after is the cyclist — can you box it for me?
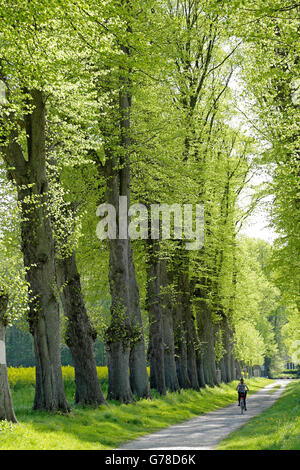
[236,378,249,410]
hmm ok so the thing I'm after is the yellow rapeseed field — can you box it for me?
[7,366,109,387]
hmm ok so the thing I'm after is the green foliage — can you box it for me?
[0,419,15,437]
[231,0,300,305]
[0,238,29,327]
[231,237,297,370]
[235,320,265,366]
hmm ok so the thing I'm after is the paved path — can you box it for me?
[117,380,291,450]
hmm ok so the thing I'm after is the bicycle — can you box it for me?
[240,392,246,415]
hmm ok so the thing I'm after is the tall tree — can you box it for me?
[78,0,152,401]
[0,85,69,411]
[48,161,107,406]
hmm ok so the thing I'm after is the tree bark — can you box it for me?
[56,252,107,406]
[146,240,166,395]
[219,356,226,383]
[0,293,17,423]
[128,243,151,398]
[179,269,200,391]
[174,299,191,390]
[47,155,107,407]
[196,296,219,387]
[231,353,237,380]
[235,360,242,379]
[106,340,133,404]
[160,260,180,392]
[105,233,134,403]
[101,99,149,402]
[196,350,206,388]
[221,316,235,383]
[98,42,149,401]
[7,90,70,412]
[121,85,150,399]
[99,89,134,403]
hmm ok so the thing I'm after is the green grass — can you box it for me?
[0,368,272,450]
[217,380,300,450]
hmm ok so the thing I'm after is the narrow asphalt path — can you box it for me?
[117,379,291,450]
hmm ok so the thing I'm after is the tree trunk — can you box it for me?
[99,89,134,403]
[231,354,237,380]
[264,357,271,378]
[99,52,149,402]
[48,154,107,407]
[56,253,107,406]
[160,261,180,392]
[219,356,227,383]
[174,301,191,390]
[172,245,199,390]
[196,297,219,387]
[2,89,69,412]
[196,350,206,388]
[146,240,166,395]
[222,317,234,383]
[103,151,147,403]
[0,294,17,423]
[162,311,180,392]
[107,340,133,403]
[128,243,151,398]
[15,90,69,412]
[106,234,134,403]
[235,360,242,379]
[179,270,200,391]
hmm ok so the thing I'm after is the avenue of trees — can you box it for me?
[0,0,299,421]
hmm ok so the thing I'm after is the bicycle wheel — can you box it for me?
[240,398,245,415]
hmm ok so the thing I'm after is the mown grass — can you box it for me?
[0,367,272,450]
[217,380,300,450]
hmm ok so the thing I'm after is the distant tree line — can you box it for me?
[6,326,107,368]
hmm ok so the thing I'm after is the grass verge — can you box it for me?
[0,368,272,450]
[217,380,300,450]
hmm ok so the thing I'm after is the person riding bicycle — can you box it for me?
[236,378,249,410]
